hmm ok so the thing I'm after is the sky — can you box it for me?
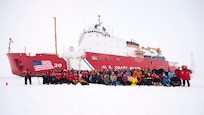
[1,0,204,77]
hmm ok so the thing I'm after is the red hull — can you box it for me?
[7,53,67,76]
[7,52,175,76]
[85,52,171,71]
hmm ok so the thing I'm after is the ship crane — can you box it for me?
[141,47,162,55]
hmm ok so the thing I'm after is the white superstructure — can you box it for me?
[62,16,166,70]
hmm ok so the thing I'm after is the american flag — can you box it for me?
[32,60,54,71]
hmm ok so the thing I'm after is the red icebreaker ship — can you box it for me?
[7,16,177,77]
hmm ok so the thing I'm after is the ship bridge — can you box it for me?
[78,15,111,46]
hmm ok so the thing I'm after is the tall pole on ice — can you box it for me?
[8,37,13,53]
[8,38,11,53]
[53,17,58,55]
[190,52,195,73]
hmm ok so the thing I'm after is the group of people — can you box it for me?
[38,65,192,87]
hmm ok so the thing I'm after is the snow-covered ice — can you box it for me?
[1,74,204,115]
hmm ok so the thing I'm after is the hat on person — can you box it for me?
[182,65,187,69]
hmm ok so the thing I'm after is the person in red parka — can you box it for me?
[174,67,181,80]
[180,65,192,87]
[66,70,74,85]
[136,75,143,86]
[55,70,63,84]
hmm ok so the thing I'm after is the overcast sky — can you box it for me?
[1,0,203,77]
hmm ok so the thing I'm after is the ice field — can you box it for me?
[1,74,204,115]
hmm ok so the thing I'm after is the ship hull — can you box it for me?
[7,53,67,77]
[7,52,174,76]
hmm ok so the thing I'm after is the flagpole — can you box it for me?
[24,46,26,53]
[8,38,11,53]
[53,17,58,55]
[189,52,195,73]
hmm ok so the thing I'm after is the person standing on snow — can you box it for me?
[174,67,182,86]
[24,68,32,85]
[180,65,192,87]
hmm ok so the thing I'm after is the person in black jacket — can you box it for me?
[144,72,153,86]
[24,68,32,85]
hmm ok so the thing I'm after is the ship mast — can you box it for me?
[8,37,13,53]
[53,17,58,55]
[98,15,102,26]
[8,38,11,53]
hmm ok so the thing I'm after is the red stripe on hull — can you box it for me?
[85,52,170,71]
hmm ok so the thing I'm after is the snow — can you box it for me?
[1,74,204,115]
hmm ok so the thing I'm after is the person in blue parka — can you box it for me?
[163,73,170,86]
